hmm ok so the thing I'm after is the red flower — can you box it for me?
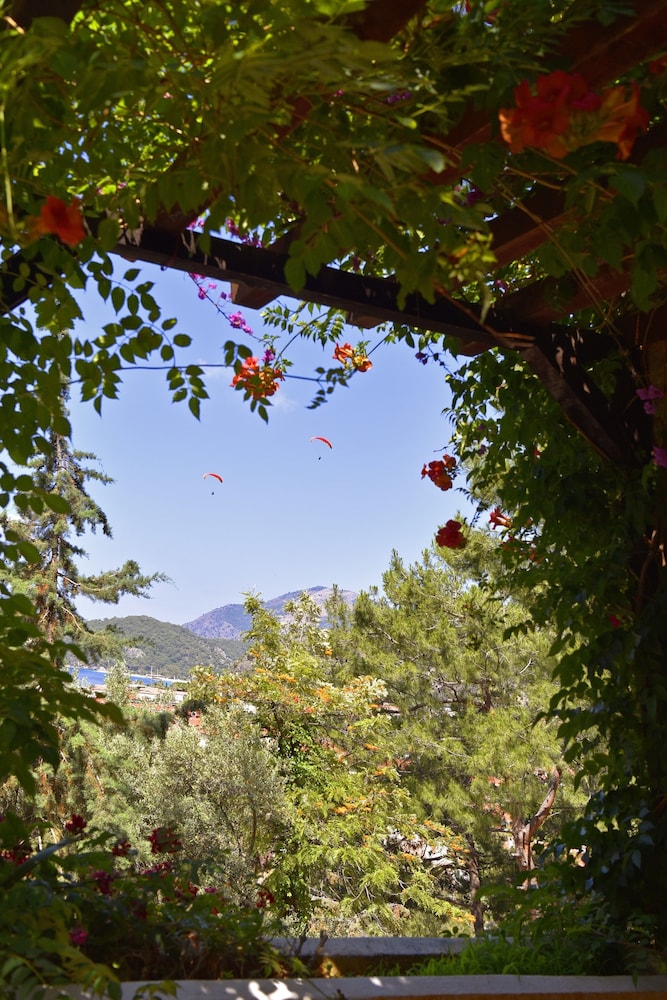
[255,888,275,909]
[131,900,148,921]
[499,72,586,158]
[595,82,649,160]
[230,356,259,387]
[333,342,354,362]
[65,814,87,834]
[0,846,30,865]
[230,356,284,399]
[36,196,86,246]
[499,71,648,161]
[352,354,372,372]
[148,825,182,854]
[91,869,114,895]
[422,455,453,490]
[436,519,466,549]
[111,838,132,857]
[489,507,512,530]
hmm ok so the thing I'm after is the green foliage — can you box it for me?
[0,0,666,980]
[407,932,600,977]
[327,538,587,929]
[0,816,281,997]
[86,615,245,679]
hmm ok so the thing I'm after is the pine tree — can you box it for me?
[3,399,167,666]
[326,534,589,930]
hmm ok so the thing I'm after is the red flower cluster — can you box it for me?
[255,888,275,909]
[499,71,648,160]
[0,846,30,866]
[35,196,86,246]
[332,342,373,372]
[148,825,182,854]
[436,519,466,549]
[230,356,285,400]
[421,454,456,492]
[65,813,87,834]
[111,838,132,857]
[91,869,115,896]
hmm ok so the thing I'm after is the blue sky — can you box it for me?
[66,262,471,625]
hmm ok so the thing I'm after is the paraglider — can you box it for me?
[203,472,223,494]
[309,436,332,461]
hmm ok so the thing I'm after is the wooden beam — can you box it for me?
[114,224,500,349]
[0,224,643,466]
[520,336,635,467]
[115,225,645,465]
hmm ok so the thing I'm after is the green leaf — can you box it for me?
[284,256,306,293]
[609,165,647,207]
[97,217,121,252]
[110,286,125,313]
[42,493,70,513]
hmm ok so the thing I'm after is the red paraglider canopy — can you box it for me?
[203,472,223,483]
[309,436,332,449]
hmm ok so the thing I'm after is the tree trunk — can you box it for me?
[511,767,562,888]
[465,834,485,934]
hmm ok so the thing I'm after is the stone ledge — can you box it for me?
[272,935,468,976]
[47,974,667,999]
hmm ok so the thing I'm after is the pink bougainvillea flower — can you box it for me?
[637,385,665,415]
[609,614,621,629]
[652,445,667,468]
[36,196,86,246]
[436,519,466,549]
[228,311,247,330]
[70,927,89,947]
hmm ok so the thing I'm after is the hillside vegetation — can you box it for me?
[87,615,245,679]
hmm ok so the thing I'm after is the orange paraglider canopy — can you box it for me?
[203,472,223,483]
[309,436,332,449]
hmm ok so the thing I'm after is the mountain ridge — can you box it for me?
[183,585,357,640]
[87,587,358,677]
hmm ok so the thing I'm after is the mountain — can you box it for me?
[86,615,245,680]
[183,586,358,640]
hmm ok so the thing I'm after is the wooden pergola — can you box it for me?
[4,0,667,467]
